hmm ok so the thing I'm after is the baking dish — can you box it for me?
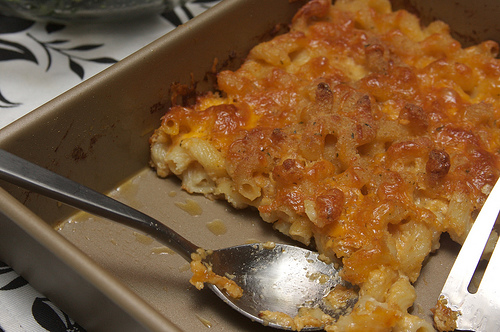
[0,0,498,331]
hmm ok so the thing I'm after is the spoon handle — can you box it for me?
[0,149,199,261]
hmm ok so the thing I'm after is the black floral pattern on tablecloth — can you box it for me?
[0,16,112,107]
[32,298,85,332]
[162,0,217,26]
[0,0,219,109]
[0,16,118,102]
[0,15,35,108]
[0,261,28,290]
[0,261,86,331]
[25,32,118,80]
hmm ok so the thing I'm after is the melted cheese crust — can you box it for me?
[150,0,500,330]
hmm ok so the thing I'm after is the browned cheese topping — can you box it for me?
[150,0,500,330]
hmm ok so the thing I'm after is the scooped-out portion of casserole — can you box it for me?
[150,0,500,330]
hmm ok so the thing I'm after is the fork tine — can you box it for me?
[439,178,500,331]
[477,235,500,295]
[452,241,500,331]
[471,239,500,330]
[441,179,500,296]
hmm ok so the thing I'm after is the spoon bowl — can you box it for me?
[206,243,355,330]
[0,149,355,330]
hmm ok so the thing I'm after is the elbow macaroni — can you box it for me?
[150,0,500,330]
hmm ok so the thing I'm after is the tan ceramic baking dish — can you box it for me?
[0,0,498,331]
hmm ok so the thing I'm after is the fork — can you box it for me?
[436,178,500,331]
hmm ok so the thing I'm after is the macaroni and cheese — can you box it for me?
[150,0,500,330]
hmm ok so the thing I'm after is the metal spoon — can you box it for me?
[0,149,355,330]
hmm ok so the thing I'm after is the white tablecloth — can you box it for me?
[0,1,219,330]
